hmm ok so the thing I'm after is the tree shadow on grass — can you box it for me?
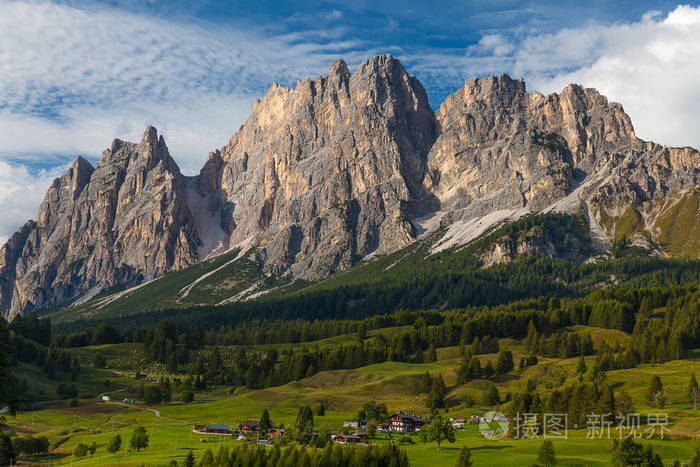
[469,444,512,451]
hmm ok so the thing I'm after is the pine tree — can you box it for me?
[496,350,514,375]
[615,390,634,417]
[524,321,538,352]
[689,374,698,410]
[455,446,473,467]
[419,371,434,392]
[260,409,272,435]
[182,450,195,467]
[576,356,587,376]
[295,405,314,432]
[646,376,665,408]
[427,374,447,410]
[538,439,556,466]
[483,383,500,406]
[199,448,215,467]
[597,383,616,414]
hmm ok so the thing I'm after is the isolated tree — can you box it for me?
[689,374,698,410]
[615,390,634,417]
[496,350,514,375]
[597,383,616,414]
[107,434,122,454]
[466,356,482,380]
[576,356,587,376]
[483,383,500,406]
[74,443,88,457]
[295,405,314,432]
[200,448,215,467]
[646,376,664,406]
[419,372,433,393]
[260,409,272,435]
[88,441,97,456]
[183,450,195,467]
[455,446,473,467]
[427,374,447,411]
[419,415,455,451]
[612,438,663,467]
[130,426,149,451]
[180,390,194,403]
[538,439,556,466]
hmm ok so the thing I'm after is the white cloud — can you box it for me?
[0,160,67,246]
[0,0,377,244]
[445,5,700,151]
[0,0,369,168]
[526,6,700,150]
[3,1,700,246]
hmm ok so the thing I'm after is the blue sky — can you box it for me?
[1,0,700,244]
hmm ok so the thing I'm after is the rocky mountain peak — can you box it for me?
[464,74,526,102]
[328,58,350,81]
[1,55,699,319]
[142,125,159,145]
[0,125,200,318]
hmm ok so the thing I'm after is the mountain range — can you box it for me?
[1,54,699,319]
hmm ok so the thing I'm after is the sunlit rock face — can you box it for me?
[2,55,698,318]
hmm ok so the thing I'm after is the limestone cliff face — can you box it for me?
[198,54,438,278]
[1,55,699,318]
[426,74,700,250]
[0,127,200,317]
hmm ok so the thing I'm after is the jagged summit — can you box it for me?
[0,124,199,317]
[1,55,699,318]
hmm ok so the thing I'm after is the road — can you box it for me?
[107,401,188,423]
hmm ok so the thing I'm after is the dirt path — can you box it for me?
[107,401,188,423]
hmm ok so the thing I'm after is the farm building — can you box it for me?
[192,424,231,435]
[388,413,431,433]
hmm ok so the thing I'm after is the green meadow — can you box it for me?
[6,327,699,466]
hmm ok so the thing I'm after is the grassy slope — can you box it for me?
[7,327,699,466]
[48,248,272,326]
[654,190,700,257]
[45,213,593,328]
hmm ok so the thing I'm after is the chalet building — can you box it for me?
[241,420,260,432]
[450,416,477,428]
[268,427,285,438]
[192,424,231,435]
[331,432,369,445]
[241,419,280,433]
[388,413,431,433]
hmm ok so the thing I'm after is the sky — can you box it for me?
[1,0,700,245]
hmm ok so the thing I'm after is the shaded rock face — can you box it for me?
[1,55,699,318]
[478,226,589,268]
[0,127,200,317]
